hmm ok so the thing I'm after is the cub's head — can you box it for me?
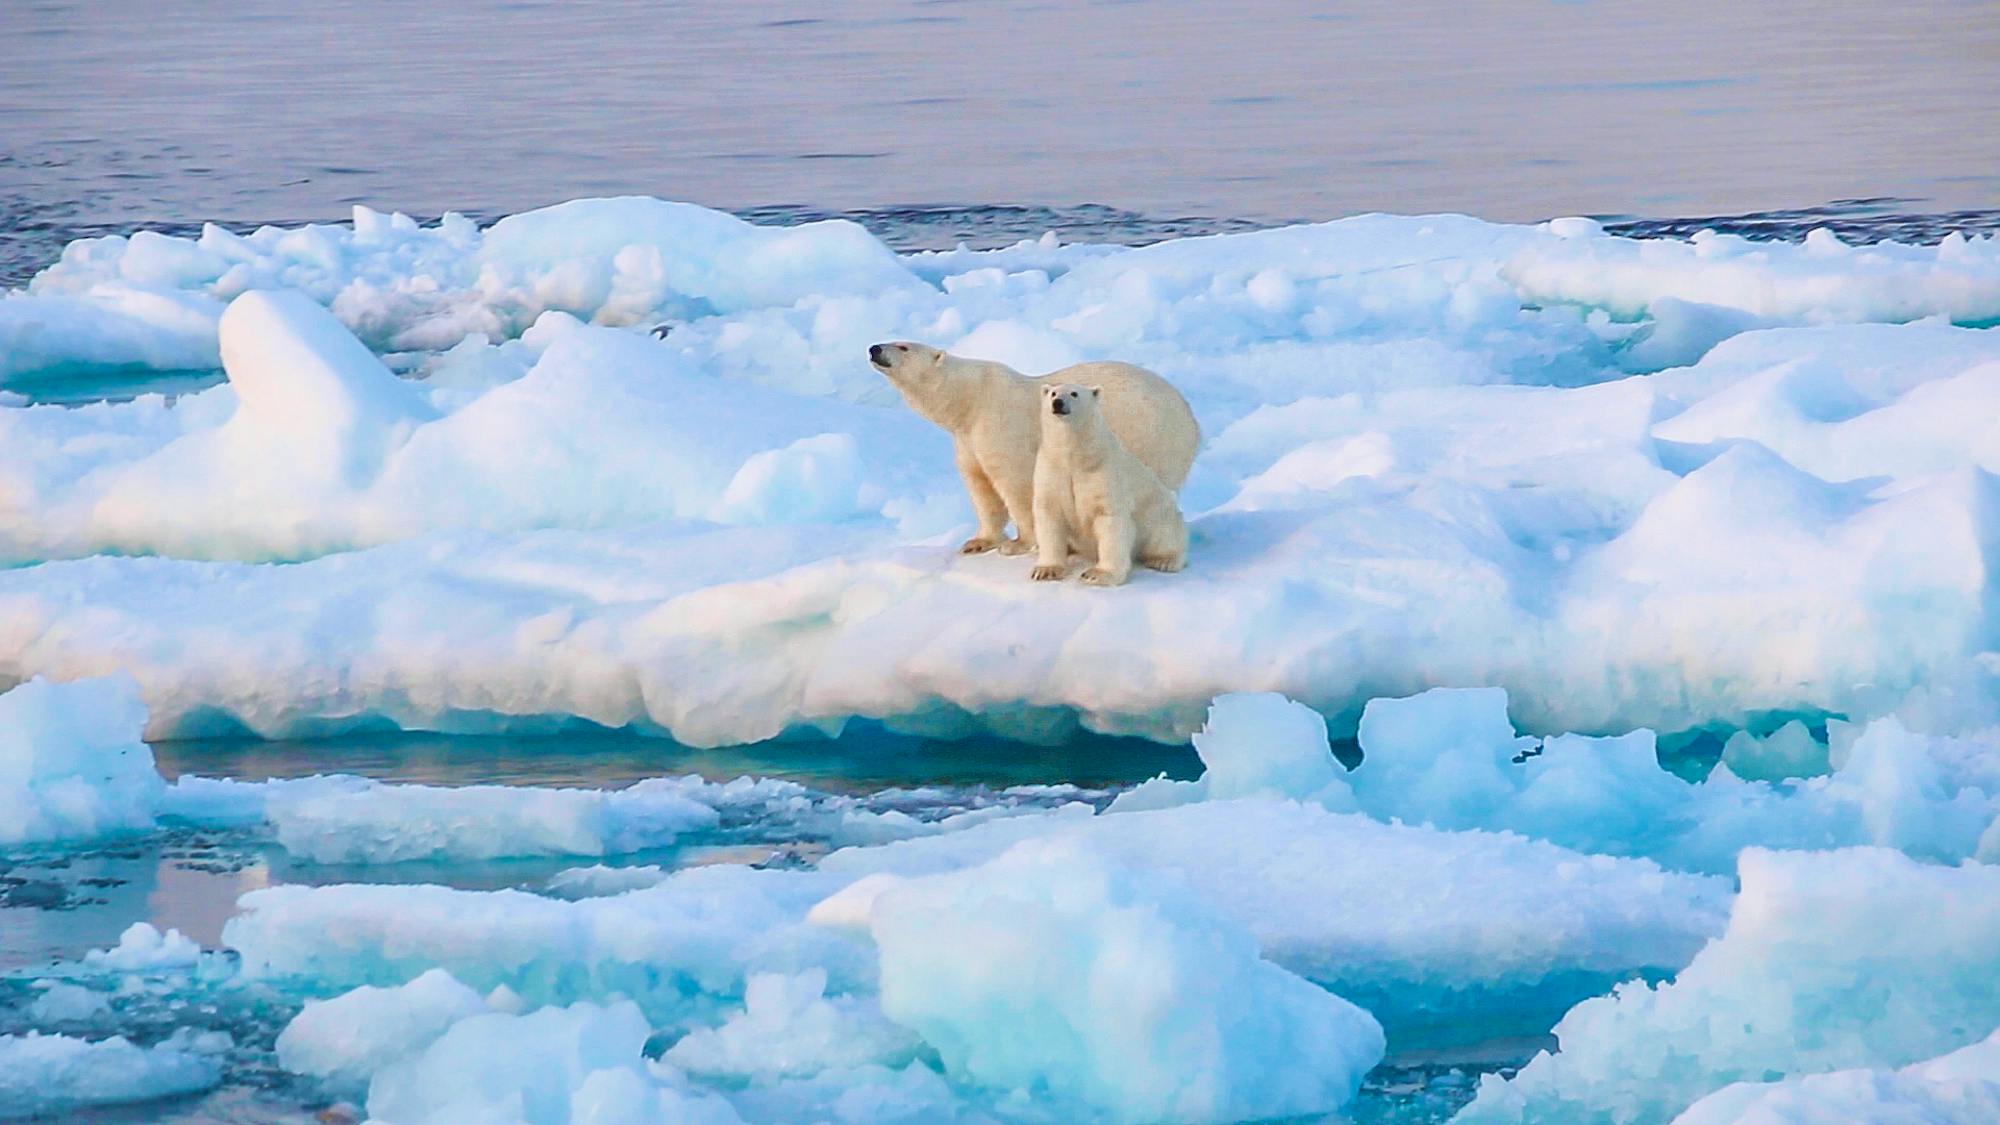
[1043,382,1101,422]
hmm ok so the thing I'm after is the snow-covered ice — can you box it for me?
[5,201,2000,750]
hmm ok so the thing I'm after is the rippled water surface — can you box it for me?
[4,0,1998,283]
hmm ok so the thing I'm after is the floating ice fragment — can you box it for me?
[0,675,162,846]
[866,836,1385,1122]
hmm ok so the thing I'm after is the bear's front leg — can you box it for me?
[1030,487,1068,580]
[955,442,1009,554]
[1081,514,1135,587]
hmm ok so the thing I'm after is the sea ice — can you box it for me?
[663,967,921,1082]
[275,968,488,1091]
[0,675,162,846]
[82,923,202,973]
[0,1030,221,1119]
[363,999,741,1125]
[1669,1028,2000,1125]
[861,836,1385,1122]
[6,203,2000,749]
[1457,847,2000,1124]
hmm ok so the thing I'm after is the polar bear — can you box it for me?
[868,342,1198,555]
[1030,382,1189,586]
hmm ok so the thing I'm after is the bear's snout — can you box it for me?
[869,343,890,367]
[1050,398,1069,415]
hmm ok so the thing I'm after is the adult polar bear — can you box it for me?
[868,342,1199,555]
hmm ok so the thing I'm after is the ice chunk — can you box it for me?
[1351,687,1530,830]
[224,865,867,1021]
[1345,686,2000,873]
[82,923,201,973]
[0,1031,220,1118]
[0,286,222,383]
[1669,1028,2000,1125]
[1720,719,1830,781]
[275,969,487,1090]
[1459,847,2000,1125]
[1107,691,1353,814]
[664,968,921,1081]
[546,864,671,899]
[863,836,1384,1122]
[1190,692,1351,804]
[364,999,739,1125]
[267,777,720,864]
[25,983,110,1024]
[0,675,162,845]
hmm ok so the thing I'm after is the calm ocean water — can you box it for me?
[3,0,1998,284]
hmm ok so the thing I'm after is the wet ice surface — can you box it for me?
[17,682,1716,1124]
[0,743,1507,1125]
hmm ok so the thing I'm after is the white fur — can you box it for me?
[869,342,1199,554]
[1031,383,1189,587]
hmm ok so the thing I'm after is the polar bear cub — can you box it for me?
[1031,383,1189,587]
[868,342,1199,556]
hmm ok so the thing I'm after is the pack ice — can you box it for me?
[4,194,2000,1123]
[4,198,2000,749]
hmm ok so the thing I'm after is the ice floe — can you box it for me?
[0,1029,222,1119]
[5,202,2000,748]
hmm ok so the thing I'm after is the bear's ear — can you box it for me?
[1087,385,1101,397]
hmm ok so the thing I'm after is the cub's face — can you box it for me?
[867,341,948,399]
[1043,382,1101,421]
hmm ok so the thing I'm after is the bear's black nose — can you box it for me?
[1051,398,1068,415]
[869,343,889,366]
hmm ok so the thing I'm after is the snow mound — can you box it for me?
[0,675,162,846]
[477,196,920,322]
[1459,847,2000,1125]
[0,1031,220,1119]
[213,288,438,484]
[861,837,1385,1122]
